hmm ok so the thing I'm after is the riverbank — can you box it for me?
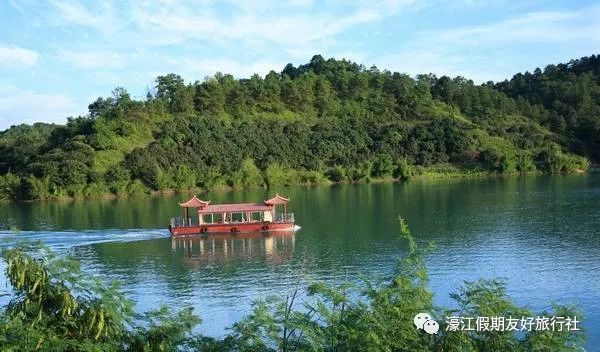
[1,163,592,204]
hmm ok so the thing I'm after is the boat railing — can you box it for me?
[275,213,294,223]
[171,213,295,227]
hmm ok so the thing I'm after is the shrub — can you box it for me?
[265,163,298,187]
[127,179,150,196]
[105,168,132,195]
[0,173,21,201]
[84,181,111,198]
[297,170,328,184]
[326,165,348,182]
[170,165,196,190]
[372,154,394,177]
[230,158,264,189]
[394,157,414,180]
[22,175,51,200]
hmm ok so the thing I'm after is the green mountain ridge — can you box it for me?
[1,54,598,201]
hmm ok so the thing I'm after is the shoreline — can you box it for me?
[1,168,593,204]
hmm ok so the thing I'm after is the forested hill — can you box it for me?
[0,54,597,201]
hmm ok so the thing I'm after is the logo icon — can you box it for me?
[423,319,440,334]
[414,312,439,334]
[413,312,432,329]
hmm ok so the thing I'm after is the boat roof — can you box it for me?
[179,195,210,208]
[180,194,289,212]
[198,203,272,214]
[264,193,290,205]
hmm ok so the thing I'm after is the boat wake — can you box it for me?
[0,228,170,250]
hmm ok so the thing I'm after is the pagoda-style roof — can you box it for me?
[179,195,210,208]
[198,203,273,214]
[264,193,290,205]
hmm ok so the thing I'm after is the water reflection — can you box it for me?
[171,232,296,267]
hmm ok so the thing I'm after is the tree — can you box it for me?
[231,158,264,188]
[155,74,194,113]
[372,154,394,177]
[0,244,201,351]
[0,173,21,201]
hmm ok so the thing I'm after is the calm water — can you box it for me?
[1,175,599,349]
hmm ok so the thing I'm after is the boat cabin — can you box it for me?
[169,193,295,235]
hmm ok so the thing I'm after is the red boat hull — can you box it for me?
[169,221,295,236]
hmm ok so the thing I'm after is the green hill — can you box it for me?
[1,54,596,200]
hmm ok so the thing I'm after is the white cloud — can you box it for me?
[58,50,126,69]
[49,0,120,32]
[0,86,81,130]
[0,45,39,67]
[374,5,600,82]
[129,1,406,47]
[428,8,600,45]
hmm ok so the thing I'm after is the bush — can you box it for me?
[152,167,173,191]
[201,167,229,191]
[0,173,21,201]
[0,244,201,351]
[517,151,536,173]
[372,154,394,177]
[536,145,590,173]
[127,179,150,196]
[84,181,111,198]
[230,158,264,189]
[326,165,348,182]
[22,175,51,200]
[170,165,196,190]
[394,157,414,180]
[265,163,298,186]
[349,160,372,182]
[297,170,328,184]
[105,168,132,195]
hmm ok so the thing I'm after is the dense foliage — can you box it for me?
[1,55,597,200]
[0,220,584,351]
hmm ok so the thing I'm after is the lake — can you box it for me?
[1,174,599,349]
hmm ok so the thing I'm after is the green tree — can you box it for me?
[394,157,414,180]
[155,74,194,113]
[170,165,197,190]
[372,154,394,177]
[0,173,21,201]
[105,168,132,195]
[0,244,202,351]
[327,165,347,182]
[265,163,297,187]
[231,158,264,189]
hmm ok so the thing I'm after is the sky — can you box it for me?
[1,0,599,131]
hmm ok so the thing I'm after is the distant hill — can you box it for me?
[1,54,596,200]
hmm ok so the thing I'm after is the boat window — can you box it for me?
[251,212,261,221]
[230,212,243,223]
[211,213,223,223]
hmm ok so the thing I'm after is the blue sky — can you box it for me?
[1,0,599,130]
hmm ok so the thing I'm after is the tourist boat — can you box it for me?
[169,193,295,236]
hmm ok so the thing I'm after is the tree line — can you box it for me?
[1,54,596,201]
